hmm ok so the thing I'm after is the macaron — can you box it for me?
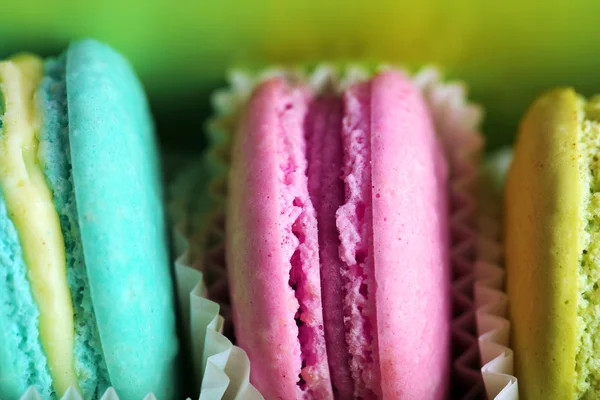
[224,69,451,399]
[0,40,179,400]
[505,89,600,398]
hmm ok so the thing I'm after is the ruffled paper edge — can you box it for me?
[19,386,157,400]
[172,225,263,400]
[475,149,518,399]
[414,67,486,399]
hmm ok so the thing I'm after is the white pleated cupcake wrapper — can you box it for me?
[419,72,518,399]
[414,67,486,399]
[475,149,518,399]
[173,226,263,400]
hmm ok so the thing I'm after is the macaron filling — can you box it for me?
[575,97,600,397]
[306,96,354,398]
[0,55,78,395]
[306,80,381,398]
[0,145,53,400]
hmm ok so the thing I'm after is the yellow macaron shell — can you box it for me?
[0,55,78,395]
[505,88,581,398]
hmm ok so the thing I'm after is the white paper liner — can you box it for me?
[414,68,486,399]
[166,132,262,399]
[173,227,263,400]
[475,149,518,399]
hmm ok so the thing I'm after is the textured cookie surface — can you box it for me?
[66,40,179,399]
[505,88,581,398]
[369,72,450,399]
[227,79,332,399]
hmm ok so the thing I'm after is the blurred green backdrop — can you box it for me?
[1,0,598,152]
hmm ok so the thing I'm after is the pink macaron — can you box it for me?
[226,70,451,399]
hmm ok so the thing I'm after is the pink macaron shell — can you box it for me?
[370,71,451,399]
[226,78,333,399]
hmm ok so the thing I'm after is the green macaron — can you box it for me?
[506,88,600,398]
[0,40,179,400]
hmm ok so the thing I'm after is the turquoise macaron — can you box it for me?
[0,40,179,400]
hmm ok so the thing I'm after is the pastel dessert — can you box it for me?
[0,40,179,400]
[223,69,452,399]
[505,89,600,398]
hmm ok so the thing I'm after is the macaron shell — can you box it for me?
[66,40,179,399]
[227,79,332,399]
[227,80,301,398]
[505,88,580,398]
[370,71,451,398]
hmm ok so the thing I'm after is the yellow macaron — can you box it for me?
[506,88,600,398]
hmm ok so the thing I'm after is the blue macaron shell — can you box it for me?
[38,55,111,399]
[65,40,179,399]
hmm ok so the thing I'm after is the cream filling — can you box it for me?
[0,55,78,396]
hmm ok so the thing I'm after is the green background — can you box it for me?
[1,1,598,152]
